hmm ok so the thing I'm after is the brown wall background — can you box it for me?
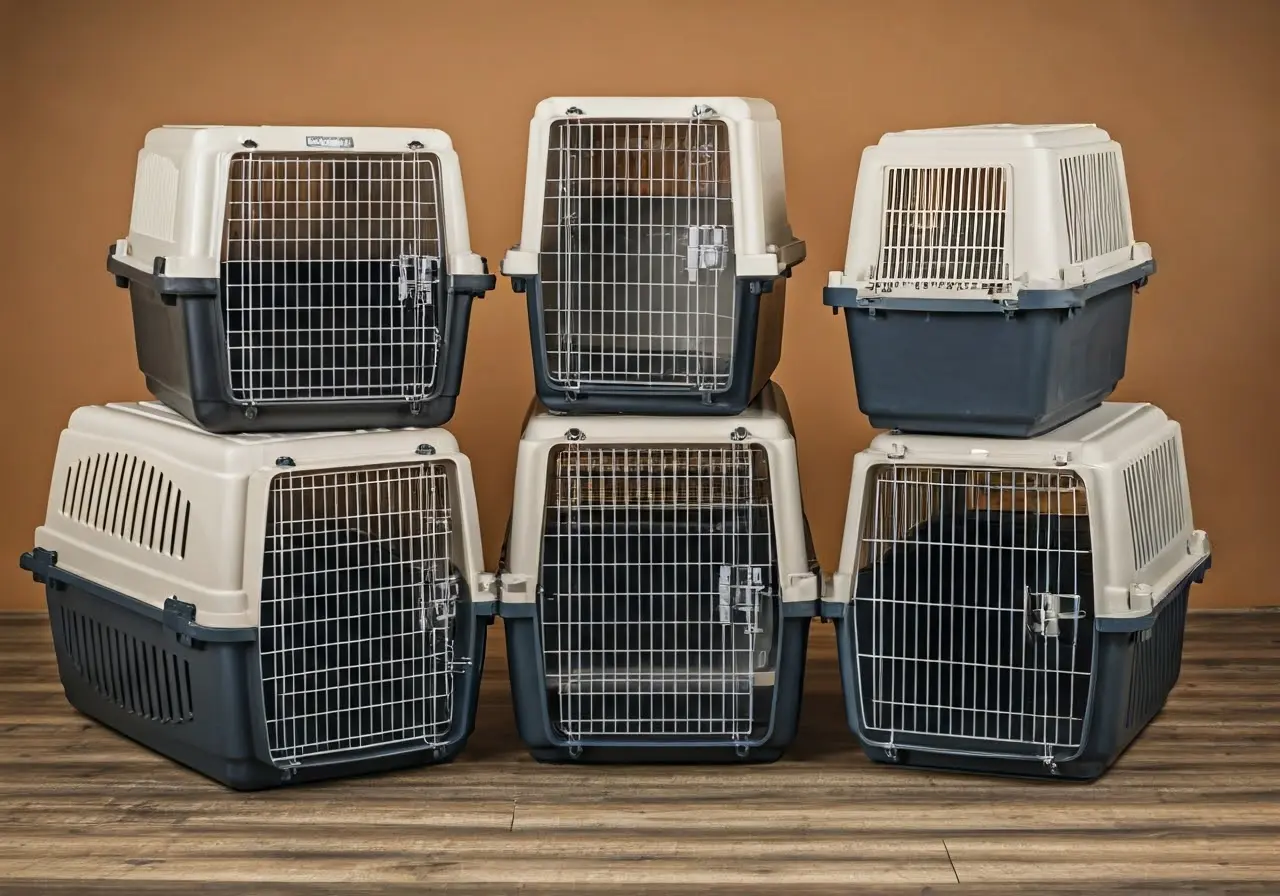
[2,0,1277,611]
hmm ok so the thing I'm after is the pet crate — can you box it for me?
[502,97,806,416]
[19,402,494,790]
[824,124,1156,437]
[107,126,495,434]
[498,382,819,762]
[823,402,1211,780]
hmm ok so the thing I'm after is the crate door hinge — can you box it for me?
[397,255,440,309]
[687,225,728,282]
[719,565,766,630]
[1024,588,1084,639]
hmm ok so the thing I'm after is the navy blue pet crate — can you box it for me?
[22,403,493,790]
[502,97,805,416]
[108,126,494,434]
[824,403,1211,780]
[826,124,1155,437]
[497,383,820,761]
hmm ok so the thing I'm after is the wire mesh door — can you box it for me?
[222,152,444,406]
[538,444,776,742]
[872,166,1011,293]
[851,466,1094,761]
[258,462,458,767]
[539,118,735,393]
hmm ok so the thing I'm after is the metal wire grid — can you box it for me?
[1060,151,1128,265]
[852,466,1094,759]
[538,119,736,392]
[872,166,1011,293]
[222,152,444,405]
[258,462,457,767]
[538,445,776,740]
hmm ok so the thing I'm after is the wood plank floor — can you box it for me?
[1,610,1278,895]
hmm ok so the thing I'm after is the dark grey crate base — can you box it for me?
[832,559,1207,781]
[113,252,481,435]
[503,614,809,764]
[146,374,460,436]
[516,274,785,417]
[32,558,486,791]
[838,283,1135,438]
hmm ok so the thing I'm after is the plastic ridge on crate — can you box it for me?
[109,126,496,434]
[21,402,494,790]
[502,97,806,416]
[497,381,819,762]
[824,124,1154,437]
[823,402,1211,780]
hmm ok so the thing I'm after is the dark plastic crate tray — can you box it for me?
[108,248,493,434]
[823,264,1153,437]
[20,548,491,791]
[511,273,787,416]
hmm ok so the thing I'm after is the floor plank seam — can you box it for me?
[942,838,960,884]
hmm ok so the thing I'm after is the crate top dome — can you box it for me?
[827,402,1210,628]
[32,401,485,631]
[110,125,487,287]
[502,96,806,280]
[827,123,1154,308]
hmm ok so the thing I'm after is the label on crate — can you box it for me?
[305,135,354,149]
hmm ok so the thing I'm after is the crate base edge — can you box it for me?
[502,614,810,763]
[148,375,462,435]
[833,557,1207,781]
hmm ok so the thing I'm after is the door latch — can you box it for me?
[1024,588,1084,639]
[396,255,440,308]
[719,565,766,627]
[687,225,728,282]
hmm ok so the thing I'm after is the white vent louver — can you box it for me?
[61,452,191,559]
[1123,436,1188,572]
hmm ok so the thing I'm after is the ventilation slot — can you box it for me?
[1060,151,1128,265]
[1123,438,1187,571]
[58,606,194,724]
[128,152,180,242]
[59,453,192,559]
[1125,587,1189,730]
[873,166,1011,293]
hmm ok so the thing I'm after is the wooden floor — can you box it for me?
[1,611,1278,895]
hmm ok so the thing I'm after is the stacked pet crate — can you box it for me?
[821,124,1212,779]
[20,126,497,789]
[499,97,817,761]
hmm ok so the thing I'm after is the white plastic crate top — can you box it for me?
[829,124,1154,300]
[501,97,806,280]
[826,403,1210,625]
[33,402,486,630]
[499,383,818,609]
[112,126,486,281]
